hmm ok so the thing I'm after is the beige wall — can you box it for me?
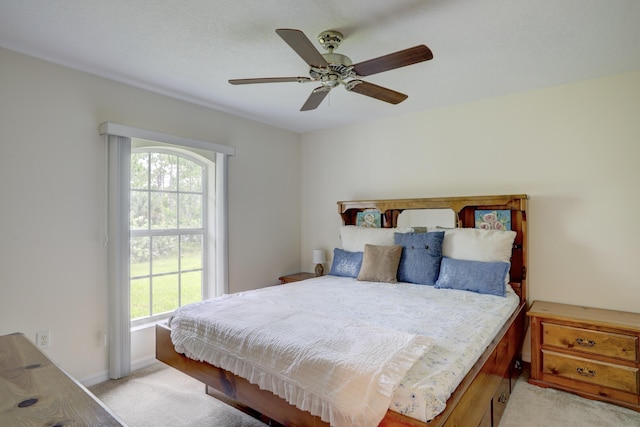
[301,70,640,313]
[0,48,301,383]
[2,43,639,384]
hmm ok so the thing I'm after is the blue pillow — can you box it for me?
[434,257,509,297]
[394,231,445,285]
[329,248,363,278]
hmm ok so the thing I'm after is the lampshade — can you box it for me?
[312,249,326,264]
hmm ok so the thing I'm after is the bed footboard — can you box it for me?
[156,322,327,426]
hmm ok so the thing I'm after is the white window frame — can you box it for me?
[129,146,209,328]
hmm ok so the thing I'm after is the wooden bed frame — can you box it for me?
[156,194,528,427]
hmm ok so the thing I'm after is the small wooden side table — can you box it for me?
[0,332,125,426]
[278,272,317,284]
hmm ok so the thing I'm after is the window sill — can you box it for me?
[131,319,168,332]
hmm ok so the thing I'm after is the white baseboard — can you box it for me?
[81,370,110,387]
[80,355,158,387]
[131,355,158,371]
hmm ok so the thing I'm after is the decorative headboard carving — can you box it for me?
[337,194,528,301]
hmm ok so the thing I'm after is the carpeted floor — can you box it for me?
[499,371,640,427]
[90,362,267,426]
[91,362,640,426]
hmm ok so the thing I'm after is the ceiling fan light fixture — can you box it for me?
[320,73,341,88]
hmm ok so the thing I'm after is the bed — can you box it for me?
[156,194,528,427]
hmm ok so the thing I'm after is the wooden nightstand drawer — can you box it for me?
[542,350,639,394]
[543,322,638,362]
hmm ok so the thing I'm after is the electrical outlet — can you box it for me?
[36,330,51,348]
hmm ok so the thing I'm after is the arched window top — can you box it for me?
[132,138,215,164]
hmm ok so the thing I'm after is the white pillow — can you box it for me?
[340,225,413,252]
[442,228,516,262]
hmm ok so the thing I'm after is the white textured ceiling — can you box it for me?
[1,1,639,134]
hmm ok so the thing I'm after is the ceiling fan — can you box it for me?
[229,28,433,111]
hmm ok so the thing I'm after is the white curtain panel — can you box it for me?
[106,134,131,379]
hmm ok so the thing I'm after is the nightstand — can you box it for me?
[278,272,316,284]
[527,300,640,412]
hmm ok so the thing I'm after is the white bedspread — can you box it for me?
[171,276,519,424]
[171,291,432,427]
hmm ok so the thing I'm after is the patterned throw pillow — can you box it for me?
[435,257,510,297]
[329,248,363,278]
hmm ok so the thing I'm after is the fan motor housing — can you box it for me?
[309,52,353,85]
[323,52,352,67]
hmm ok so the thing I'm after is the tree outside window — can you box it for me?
[129,150,205,323]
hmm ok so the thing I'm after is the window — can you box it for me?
[129,147,209,326]
[101,121,233,379]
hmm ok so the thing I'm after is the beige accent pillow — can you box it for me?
[357,244,403,283]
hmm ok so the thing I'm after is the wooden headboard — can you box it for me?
[337,194,528,302]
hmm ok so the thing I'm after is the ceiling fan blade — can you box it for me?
[276,29,329,68]
[346,80,408,105]
[300,86,331,111]
[229,77,311,85]
[351,45,433,77]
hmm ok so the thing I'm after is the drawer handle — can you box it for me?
[576,367,596,377]
[576,337,596,347]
